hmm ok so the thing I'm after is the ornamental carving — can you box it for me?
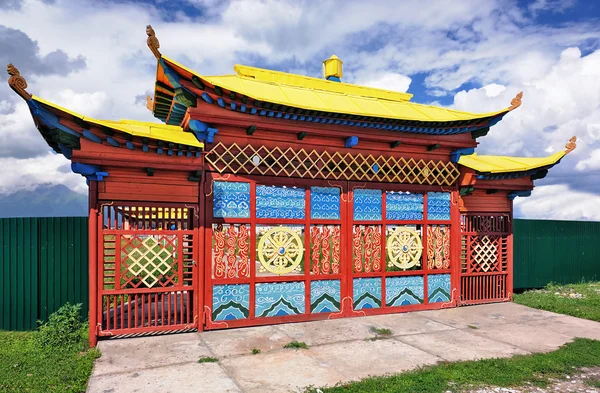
[386,226,422,270]
[565,136,577,154]
[257,226,304,275]
[146,25,161,59]
[508,91,523,111]
[146,95,154,111]
[7,63,32,100]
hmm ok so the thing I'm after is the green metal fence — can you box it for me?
[1,216,599,330]
[513,219,600,290]
[0,217,88,331]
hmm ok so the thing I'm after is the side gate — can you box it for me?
[97,202,199,337]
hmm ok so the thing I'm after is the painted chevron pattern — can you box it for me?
[427,274,451,303]
[212,284,250,321]
[353,277,382,309]
[310,280,341,313]
[385,276,424,306]
[255,282,305,317]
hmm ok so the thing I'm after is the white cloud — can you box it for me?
[576,149,600,171]
[514,185,600,221]
[355,72,411,93]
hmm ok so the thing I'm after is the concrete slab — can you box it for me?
[306,338,442,381]
[473,322,575,353]
[396,328,528,361]
[87,362,241,393]
[220,350,347,393]
[94,333,212,376]
[358,311,454,336]
[525,314,600,340]
[274,317,374,346]
[201,325,293,358]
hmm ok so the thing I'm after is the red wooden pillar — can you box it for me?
[88,181,98,347]
[450,190,462,306]
[507,200,514,300]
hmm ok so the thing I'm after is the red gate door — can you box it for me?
[97,202,199,337]
[460,213,512,304]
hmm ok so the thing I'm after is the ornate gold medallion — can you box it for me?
[386,226,422,270]
[257,226,304,274]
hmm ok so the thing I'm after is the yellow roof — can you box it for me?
[31,95,203,148]
[162,56,510,123]
[458,151,565,173]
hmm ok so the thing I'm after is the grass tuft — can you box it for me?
[197,356,218,363]
[468,324,479,330]
[284,340,309,350]
[370,326,393,336]
[251,348,261,355]
[586,377,600,388]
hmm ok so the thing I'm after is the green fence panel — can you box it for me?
[0,217,88,331]
[514,219,600,289]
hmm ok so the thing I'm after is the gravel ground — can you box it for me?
[461,367,600,393]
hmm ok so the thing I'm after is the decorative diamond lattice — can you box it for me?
[125,236,176,287]
[386,227,423,270]
[471,235,499,272]
[257,226,304,275]
[206,142,460,185]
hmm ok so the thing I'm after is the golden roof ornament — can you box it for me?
[7,63,32,101]
[146,25,161,59]
[565,136,577,154]
[508,91,523,111]
[146,95,154,111]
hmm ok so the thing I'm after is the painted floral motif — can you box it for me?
[385,276,424,306]
[213,181,251,218]
[310,187,341,220]
[427,192,451,221]
[256,185,305,219]
[212,224,250,279]
[427,225,450,270]
[310,225,341,275]
[353,189,382,221]
[310,280,341,313]
[255,282,305,317]
[353,277,382,310]
[427,274,451,303]
[352,225,382,273]
[386,192,424,220]
[212,284,250,321]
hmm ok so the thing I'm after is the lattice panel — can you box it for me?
[462,214,509,233]
[120,235,179,288]
[310,225,341,275]
[427,225,450,270]
[461,235,508,274]
[206,142,460,185]
[102,203,195,231]
[212,224,250,279]
[352,225,382,273]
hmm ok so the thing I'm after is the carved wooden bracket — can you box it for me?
[7,63,32,100]
[146,25,161,59]
[146,95,154,112]
[508,91,523,111]
[565,136,577,154]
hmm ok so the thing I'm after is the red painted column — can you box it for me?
[450,191,462,307]
[507,200,514,301]
[88,181,98,347]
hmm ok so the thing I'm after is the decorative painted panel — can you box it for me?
[427,225,450,270]
[212,224,250,279]
[353,278,382,309]
[386,192,424,220]
[256,225,305,276]
[310,280,341,313]
[256,185,305,219]
[213,181,251,218]
[310,225,341,275]
[427,192,451,221]
[427,274,451,303]
[310,187,341,220]
[352,225,382,273]
[386,225,423,271]
[353,189,382,221]
[212,284,250,321]
[255,282,305,317]
[385,276,424,307]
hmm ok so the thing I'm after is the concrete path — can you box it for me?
[86,303,600,393]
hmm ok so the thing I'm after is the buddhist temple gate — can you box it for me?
[7,27,576,346]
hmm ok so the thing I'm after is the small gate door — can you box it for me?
[98,202,199,337]
[460,213,512,304]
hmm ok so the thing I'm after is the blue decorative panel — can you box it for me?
[256,186,305,219]
[310,187,341,220]
[255,282,305,317]
[427,192,451,220]
[385,276,424,307]
[310,280,341,313]
[428,274,451,303]
[386,192,424,220]
[353,189,382,221]
[213,181,251,218]
[353,278,382,309]
[212,284,250,321]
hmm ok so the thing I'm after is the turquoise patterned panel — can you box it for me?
[385,276,424,307]
[256,186,305,219]
[310,280,341,313]
[353,278,382,309]
[213,181,250,218]
[427,192,451,220]
[428,274,451,303]
[386,192,424,220]
[256,282,305,317]
[310,187,341,220]
[353,189,382,221]
[212,284,250,321]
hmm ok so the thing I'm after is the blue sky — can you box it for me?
[0,0,599,219]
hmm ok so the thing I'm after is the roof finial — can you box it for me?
[508,91,523,111]
[7,63,32,101]
[565,136,577,154]
[146,25,161,59]
[146,95,154,112]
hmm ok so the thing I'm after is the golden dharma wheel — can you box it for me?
[386,226,422,270]
[257,226,304,275]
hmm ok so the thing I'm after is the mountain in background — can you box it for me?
[0,184,87,218]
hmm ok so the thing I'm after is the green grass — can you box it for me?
[370,327,393,336]
[284,340,309,350]
[0,330,100,393]
[197,356,218,363]
[306,338,600,393]
[251,348,261,355]
[514,282,600,322]
[586,377,600,388]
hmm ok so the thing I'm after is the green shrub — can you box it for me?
[34,302,87,350]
